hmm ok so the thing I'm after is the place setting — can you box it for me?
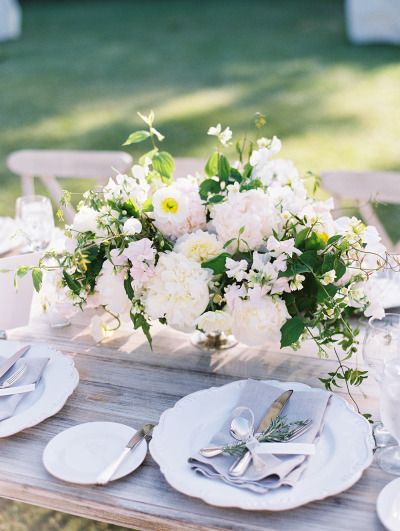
[0,341,79,438]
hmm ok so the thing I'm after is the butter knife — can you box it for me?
[96,423,154,485]
[228,389,293,476]
[0,345,30,380]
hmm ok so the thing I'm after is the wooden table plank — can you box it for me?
[0,311,388,530]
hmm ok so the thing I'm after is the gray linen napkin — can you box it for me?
[188,379,331,493]
[0,358,49,421]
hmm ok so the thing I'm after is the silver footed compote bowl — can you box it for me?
[191,330,238,352]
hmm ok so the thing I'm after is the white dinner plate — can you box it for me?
[377,478,400,531]
[0,342,79,437]
[43,422,147,485]
[150,379,374,511]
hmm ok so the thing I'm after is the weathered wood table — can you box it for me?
[1,310,388,531]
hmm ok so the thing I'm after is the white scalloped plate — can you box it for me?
[0,342,79,437]
[150,380,374,511]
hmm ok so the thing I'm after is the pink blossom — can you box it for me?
[123,238,155,264]
[130,262,155,289]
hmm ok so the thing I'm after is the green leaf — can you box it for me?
[304,232,326,251]
[334,258,346,280]
[201,252,231,274]
[31,268,43,293]
[16,266,30,277]
[327,235,342,246]
[218,154,230,181]
[124,275,134,300]
[63,271,81,296]
[199,178,221,200]
[205,152,219,177]
[280,316,305,348]
[299,250,320,272]
[295,228,311,248]
[317,283,339,303]
[123,130,151,146]
[130,312,152,348]
[321,253,335,274]
[152,151,175,179]
[208,194,224,204]
[230,168,242,183]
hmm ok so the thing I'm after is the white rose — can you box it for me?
[231,296,289,346]
[174,230,223,263]
[196,310,233,334]
[142,252,211,332]
[123,218,142,236]
[71,206,103,236]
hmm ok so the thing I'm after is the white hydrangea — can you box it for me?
[211,188,279,251]
[152,178,206,239]
[174,230,222,263]
[142,252,211,332]
[231,293,289,346]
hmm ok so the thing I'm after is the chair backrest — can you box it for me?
[321,170,400,253]
[7,149,133,183]
[7,149,134,223]
[174,157,204,179]
[6,150,204,224]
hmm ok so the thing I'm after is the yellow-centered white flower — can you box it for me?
[152,187,188,222]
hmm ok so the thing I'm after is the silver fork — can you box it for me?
[200,419,313,458]
[0,364,27,389]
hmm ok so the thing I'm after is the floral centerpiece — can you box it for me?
[25,112,392,402]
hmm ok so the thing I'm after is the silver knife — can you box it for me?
[0,345,30,380]
[228,389,293,477]
[96,423,154,485]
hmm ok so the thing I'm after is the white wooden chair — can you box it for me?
[7,150,133,223]
[321,170,400,253]
[7,151,203,224]
[174,157,204,179]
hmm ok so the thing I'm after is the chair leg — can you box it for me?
[21,175,35,196]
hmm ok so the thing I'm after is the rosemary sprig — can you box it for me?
[222,416,310,457]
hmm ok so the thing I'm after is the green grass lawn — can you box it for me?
[0,0,400,528]
[1,0,400,239]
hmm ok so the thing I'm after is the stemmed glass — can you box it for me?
[16,195,54,252]
[378,359,400,474]
[362,313,400,447]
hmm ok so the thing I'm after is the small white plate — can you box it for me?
[43,422,147,485]
[377,478,400,531]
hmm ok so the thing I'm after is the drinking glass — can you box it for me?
[378,359,400,475]
[362,313,400,447]
[16,195,54,252]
